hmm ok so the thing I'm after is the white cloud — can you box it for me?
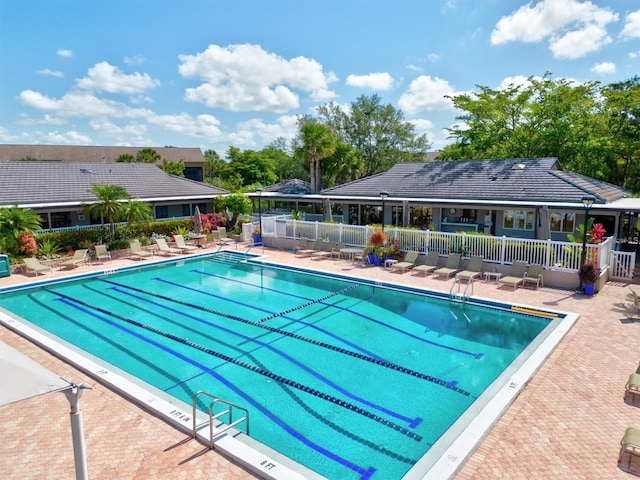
[37,69,64,78]
[591,62,616,74]
[75,62,160,94]
[491,0,618,59]
[345,72,394,90]
[630,51,639,59]
[498,75,536,90]
[621,10,640,39]
[124,55,146,66]
[57,49,73,58]
[39,130,93,145]
[398,76,456,114]
[178,43,337,113]
[427,53,440,62]
[237,115,299,145]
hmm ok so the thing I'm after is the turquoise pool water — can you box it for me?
[0,254,554,479]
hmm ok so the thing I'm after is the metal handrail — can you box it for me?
[192,391,249,450]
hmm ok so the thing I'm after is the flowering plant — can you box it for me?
[578,260,600,283]
[588,223,606,244]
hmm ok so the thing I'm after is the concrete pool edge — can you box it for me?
[0,308,324,480]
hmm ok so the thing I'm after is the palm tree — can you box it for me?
[84,184,129,239]
[120,199,153,224]
[0,206,42,255]
[298,121,337,193]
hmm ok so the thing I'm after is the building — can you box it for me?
[0,161,227,229]
[0,144,206,182]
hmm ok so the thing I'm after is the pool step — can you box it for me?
[209,253,243,265]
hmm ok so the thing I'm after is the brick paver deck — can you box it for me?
[1,244,639,479]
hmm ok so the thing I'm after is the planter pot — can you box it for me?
[367,252,375,264]
[584,282,595,295]
[373,256,382,267]
[252,234,262,243]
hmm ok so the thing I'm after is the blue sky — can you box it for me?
[1,0,639,156]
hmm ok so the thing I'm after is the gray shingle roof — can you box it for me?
[321,158,630,204]
[0,161,227,208]
[0,145,204,165]
[263,179,311,194]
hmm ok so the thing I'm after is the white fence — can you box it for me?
[264,216,620,274]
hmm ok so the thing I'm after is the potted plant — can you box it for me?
[578,261,600,295]
[252,226,262,244]
[366,228,386,266]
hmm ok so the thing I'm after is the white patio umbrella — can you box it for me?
[192,205,203,234]
[323,197,333,222]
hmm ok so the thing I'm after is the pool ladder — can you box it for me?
[449,274,472,323]
[192,391,249,449]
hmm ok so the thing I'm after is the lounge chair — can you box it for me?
[391,250,419,273]
[412,251,440,276]
[433,253,461,279]
[216,227,237,248]
[23,257,52,276]
[60,249,88,269]
[620,427,640,469]
[331,242,347,260]
[457,255,483,282]
[155,238,182,256]
[626,288,640,320]
[626,374,640,399]
[129,239,153,259]
[297,239,322,257]
[523,263,544,289]
[498,261,527,290]
[174,234,199,253]
[94,244,111,262]
[312,241,335,260]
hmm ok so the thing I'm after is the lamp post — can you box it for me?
[256,189,263,243]
[579,195,596,268]
[379,191,389,232]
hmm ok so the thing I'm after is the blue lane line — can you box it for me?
[155,277,387,360]
[54,297,377,480]
[192,268,484,359]
[101,279,472,397]
[110,286,422,430]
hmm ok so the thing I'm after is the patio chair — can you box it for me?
[626,373,640,399]
[457,255,484,282]
[498,261,527,290]
[155,238,181,256]
[94,244,111,262]
[129,239,153,259]
[433,253,461,279]
[23,257,52,276]
[331,242,347,260]
[173,234,198,253]
[412,251,440,276]
[60,249,89,269]
[523,263,544,289]
[620,427,640,469]
[391,250,419,273]
[216,227,237,248]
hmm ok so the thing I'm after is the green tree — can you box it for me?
[84,184,130,239]
[214,193,252,231]
[0,206,41,255]
[161,158,185,177]
[119,199,153,224]
[263,140,306,183]
[136,148,160,163]
[318,94,430,178]
[225,147,277,188]
[204,149,226,184]
[116,153,135,163]
[296,119,338,193]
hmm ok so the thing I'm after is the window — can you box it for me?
[156,205,168,219]
[550,212,575,233]
[182,204,191,217]
[503,210,534,230]
[184,166,203,182]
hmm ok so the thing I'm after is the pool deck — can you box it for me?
[1,244,640,479]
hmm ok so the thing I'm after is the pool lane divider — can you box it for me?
[101,279,472,398]
[108,285,422,429]
[193,268,484,360]
[50,289,423,442]
[256,284,361,324]
[48,294,378,480]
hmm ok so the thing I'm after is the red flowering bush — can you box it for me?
[19,232,37,257]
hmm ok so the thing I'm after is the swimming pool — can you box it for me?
[0,252,577,479]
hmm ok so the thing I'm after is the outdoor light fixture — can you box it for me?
[380,191,389,232]
[256,189,263,241]
[579,195,596,269]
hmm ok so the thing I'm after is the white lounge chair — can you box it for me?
[155,238,181,256]
[174,234,198,253]
[23,257,52,276]
[130,239,153,259]
[60,249,88,269]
